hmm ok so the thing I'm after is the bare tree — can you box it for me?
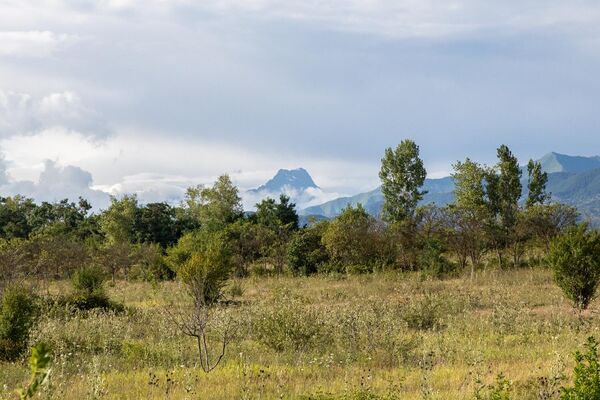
[167,279,236,373]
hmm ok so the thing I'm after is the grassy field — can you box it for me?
[1,268,598,399]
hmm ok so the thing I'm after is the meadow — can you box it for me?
[2,268,596,399]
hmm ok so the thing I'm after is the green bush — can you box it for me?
[287,226,329,275]
[418,239,455,278]
[253,295,330,353]
[71,265,106,296]
[474,373,512,400]
[174,230,233,304]
[65,265,123,312]
[561,337,600,399]
[0,285,37,360]
[401,294,444,331]
[547,224,600,310]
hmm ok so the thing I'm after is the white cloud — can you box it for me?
[0,159,110,209]
[0,91,108,138]
[0,31,78,58]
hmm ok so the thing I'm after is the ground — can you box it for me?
[1,269,598,399]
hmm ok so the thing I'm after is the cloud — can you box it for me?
[0,159,110,209]
[0,91,109,139]
[0,31,78,58]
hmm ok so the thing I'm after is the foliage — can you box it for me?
[0,285,37,360]
[183,175,243,231]
[379,140,427,223]
[175,230,233,305]
[71,265,106,296]
[561,337,600,399]
[134,202,179,249]
[401,293,444,331]
[474,373,512,400]
[99,195,138,245]
[322,204,381,271]
[131,243,174,281]
[254,194,299,230]
[526,159,550,208]
[548,224,600,309]
[17,342,52,400]
[287,223,329,275]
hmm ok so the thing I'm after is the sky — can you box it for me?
[1,0,600,210]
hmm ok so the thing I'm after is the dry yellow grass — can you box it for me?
[2,268,599,399]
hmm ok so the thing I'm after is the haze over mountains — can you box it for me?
[250,152,600,224]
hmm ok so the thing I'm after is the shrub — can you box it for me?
[547,224,600,310]
[0,285,37,360]
[71,265,106,296]
[176,231,233,305]
[418,238,455,278]
[401,294,444,331]
[474,373,512,400]
[560,337,600,399]
[131,243,174,282]
[287,226,329,275]
[66,265,123,312]
[253,295,330,352]
[17,342,52,399]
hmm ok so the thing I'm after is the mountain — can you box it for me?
[300,177,454,218]
[539,152,600,174]
[300,153,600,222]
[249,168,318,193]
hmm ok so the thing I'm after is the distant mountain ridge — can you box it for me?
[539,152,600,174]
[299,153,600,224]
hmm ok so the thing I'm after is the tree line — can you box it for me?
[0,141,581,286]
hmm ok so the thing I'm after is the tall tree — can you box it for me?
[99,195,138,245]
[134,202,179,249]
[275,195,299,230]
[526,159,549,207]
[451,158,487,213]
[201,175,242,230]
[379,140,427,223]
[495,144,522,230]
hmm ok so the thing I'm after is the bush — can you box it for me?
[65,265,123,312]
[0,285,37,360]
[561,337,600,399]
[131,243,174,282]
[418,239,455,278]
[71,265,106,296]
[547,224,600,310]
[253,295,330,352]
[175,230,233,305]
[401,294,444,331]
[287,226,329,275]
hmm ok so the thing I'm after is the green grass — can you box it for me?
[1,268,598,399]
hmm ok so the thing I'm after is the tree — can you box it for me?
[321,204,380,271]
[99,195,138,245]
[526,159,549,208]
[287,223,329,275]
[450,159,491,274]
[167,230,235,373]
[0,196,38,240]
[169,230,233,304]
[548,224,600,310]
[0,285,36,360]
[379,140,427,223]
[452,159,488,213]
[276,195,299,230]
[194,175,243,230]
[134,202,179,249]
[495,145,522,231]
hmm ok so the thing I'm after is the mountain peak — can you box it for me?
[538,152,600,174]
[250,168,318,193]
